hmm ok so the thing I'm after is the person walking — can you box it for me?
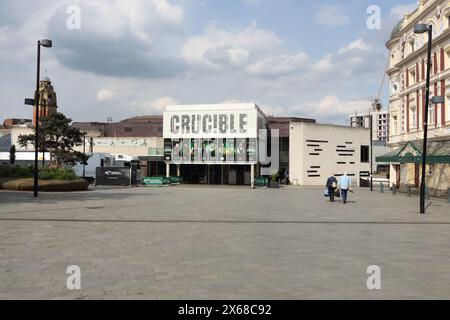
[339,172,352,204]
[326,175,338,202]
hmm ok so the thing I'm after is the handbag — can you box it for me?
[323,189,329,197]
[334,189,341,198]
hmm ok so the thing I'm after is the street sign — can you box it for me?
[24,98,35,106]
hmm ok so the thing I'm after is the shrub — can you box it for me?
[38,167,77,181]
[0,165,33,178]
[0,165,77,181]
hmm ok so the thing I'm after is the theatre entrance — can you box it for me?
[179,165,251,185]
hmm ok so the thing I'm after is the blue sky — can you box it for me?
[0,0,417,124]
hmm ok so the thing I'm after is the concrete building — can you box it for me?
[289,122,371,187]
[350,109,389,143]
[381,0,450,197]
[349,108,390,173]
[162,103,269,186]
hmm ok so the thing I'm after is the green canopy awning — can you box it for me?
[376,140,450,164]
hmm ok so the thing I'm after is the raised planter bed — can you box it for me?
[0,178,89,192]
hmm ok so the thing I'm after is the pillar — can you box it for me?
[177,164,180,177]
[250,164,255,189]
[166,163,170,178]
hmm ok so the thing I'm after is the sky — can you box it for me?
[0,0,418,125]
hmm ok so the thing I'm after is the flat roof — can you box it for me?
[165,103,267,117]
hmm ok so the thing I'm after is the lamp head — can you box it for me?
[414,24,429,34]
[431,96,445,104]
[41,39,53,48]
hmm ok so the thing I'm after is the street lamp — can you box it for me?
[82,132,87,179]
[33,39,52,198]
[413,24,432,214]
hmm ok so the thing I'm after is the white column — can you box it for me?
[251,164,255,189]
[177,164,180,177]
[166,163,170,178]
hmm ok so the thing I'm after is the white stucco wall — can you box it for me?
[289,123,371,187]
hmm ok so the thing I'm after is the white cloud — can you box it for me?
[246,52,309,77]
[180,22,282,70]
[389,3,417,21]
[302,95,372,118]
[338,39,370,55]
[152,0,185,25]
[313,5,350,27]
[131,96,180,114]
[96,89,117,102]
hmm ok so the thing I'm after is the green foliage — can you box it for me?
[0,165,33,178]
[17,112,90,166]
[0,165,76,181]
[271,173,278,183]
[38,167,77,181]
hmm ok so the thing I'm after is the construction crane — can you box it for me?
[372,55,390,112]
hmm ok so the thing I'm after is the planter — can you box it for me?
[0,178,89,192]
[269,181,280,189]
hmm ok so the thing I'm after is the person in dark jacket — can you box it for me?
[326,176,338,202]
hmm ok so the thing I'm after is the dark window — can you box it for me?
[306,140,328,143]
[361,145,370,163]
[124,127,133,133]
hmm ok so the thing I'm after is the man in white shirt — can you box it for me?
[339,172,352,204]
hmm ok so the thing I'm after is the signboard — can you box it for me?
[163,109,259,139]
[95,167,130,186]
[142,176,171,186]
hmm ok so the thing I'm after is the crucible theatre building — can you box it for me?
[163,103,271,186]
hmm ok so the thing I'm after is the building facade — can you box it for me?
[162,103,270,186]
[289,122,371,186]
[383,0,450,196]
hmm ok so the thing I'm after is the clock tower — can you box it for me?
[33,76,58,126]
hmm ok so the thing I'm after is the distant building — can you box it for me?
[33,77,58,126]
[268,116,316,173]
[350,109,389,143]
[2,119,32,128]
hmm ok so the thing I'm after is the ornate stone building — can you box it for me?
[380,0,450,197]
[33,77,58,125]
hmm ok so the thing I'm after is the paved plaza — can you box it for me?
[0,185,449,300]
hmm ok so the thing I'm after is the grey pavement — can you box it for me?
[0,185,449,300]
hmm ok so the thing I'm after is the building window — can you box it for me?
[429,106,435,125]
[409,69,416,85]
[360,145,370,163]
[124,127,133,133]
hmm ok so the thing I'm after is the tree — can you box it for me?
[9,145,16,165]
[18,112,89,166]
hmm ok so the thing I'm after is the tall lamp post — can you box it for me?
[414,24,433,214]
[33,39,52,198]
[413,24,445,213]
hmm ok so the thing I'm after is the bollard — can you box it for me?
[392,184,397,195]
[380,182,384,193]
[448,188,450,204]
[425,187,430,200]
[407,185,412,197]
